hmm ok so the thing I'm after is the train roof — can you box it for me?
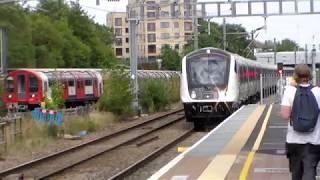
[184,47,276,70]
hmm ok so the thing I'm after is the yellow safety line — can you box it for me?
[239,104,273,180]
[197,105,265,180]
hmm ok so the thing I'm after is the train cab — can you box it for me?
[3,69,48,110]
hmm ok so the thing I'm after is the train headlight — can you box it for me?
[32,94,35,98]
[8,94,12,98]
[191,91,196,99]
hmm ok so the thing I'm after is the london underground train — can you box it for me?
[3,68,179,110]
[3,69,104,110]
[180,47,278,129]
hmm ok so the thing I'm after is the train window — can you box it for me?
[234,62,238,73]
[29,76,38,92]
[68,81,75,87]
[5,77,14,93]
[85,80,92,86]
[240,65,244,83]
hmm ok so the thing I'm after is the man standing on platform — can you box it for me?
[281,64,320,180]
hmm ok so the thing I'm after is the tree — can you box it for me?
[31,13,64,68]
[197,19,250,57]
[277,39,298,52]
[160,45,181,71]
[0,5,35,68]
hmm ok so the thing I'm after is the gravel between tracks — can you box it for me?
[125,131,207,180]
[49,119,192,180]
[0,103,182,172]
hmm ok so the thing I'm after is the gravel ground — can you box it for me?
[0,103,182,172]
[50,120,192,180]
[125,131,207,180]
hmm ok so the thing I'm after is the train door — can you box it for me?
[17,74,26,99]
[68,80,76,97]
[77,80,85,98]
[84,79,94,96]
[94,79,99,97]
[244,64,250,98]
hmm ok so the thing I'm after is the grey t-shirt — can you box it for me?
[281,84,320,144]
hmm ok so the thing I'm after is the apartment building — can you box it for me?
[107,0,194,62]
[106,12,130,59]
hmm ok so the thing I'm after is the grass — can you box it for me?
[4,111,116,155]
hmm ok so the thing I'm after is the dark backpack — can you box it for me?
[290,85,320,133]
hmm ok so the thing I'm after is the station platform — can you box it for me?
[148,103,290,180]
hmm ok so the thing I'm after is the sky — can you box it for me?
[63,0,320,50]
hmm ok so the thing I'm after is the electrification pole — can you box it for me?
[192,0,198,50]
[0,28,7,75]
[208,18,211,35]
[128,5,140,115]
[312,44,317,85]
[223,18,226,50]
[305,44,308,64]
[294,46,297,65]
[273,38,277,64]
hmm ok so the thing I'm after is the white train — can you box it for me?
[180,47,278,129]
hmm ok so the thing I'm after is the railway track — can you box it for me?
[108,129,193,180]
[0,108,185,179]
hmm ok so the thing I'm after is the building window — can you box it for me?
[160,0,169,3]
[115,38,122,46]
[148,45,156,53]
[125,28,129,33]
[147,12,156,18]
[116,48,123,56]
[185,32,192,40]
[148,34,156,42]
[160,22,169,28]
[126,38,129,43]
[174,22,179,28]
[115,28,122,36]
[174,33,179,39]
[115,18,122,26]
[160,11,169,17]
[161,33,170,39]
[184,22,192,31]
[174,44,179,50]
[147,23,156,31]
[126,48,129,53]
[146,1,156,10]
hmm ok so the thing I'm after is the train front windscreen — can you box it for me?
[187,54,230,88]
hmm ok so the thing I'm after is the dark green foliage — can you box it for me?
[198,19,250,57]
[140,79,169,112]
[0,1,117,69]
[168,76,180,103]
[98,70,133,115]
[160,45,181,71]
[259,39,299,52]
[0,5,35,68]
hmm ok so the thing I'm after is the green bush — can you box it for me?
[45,81,65,110]
[168,76,180,103]
[98,70,133,115]
[140,79,169,112]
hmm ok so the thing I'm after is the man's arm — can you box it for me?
[280,85,292,121]
[280,105,291,120]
